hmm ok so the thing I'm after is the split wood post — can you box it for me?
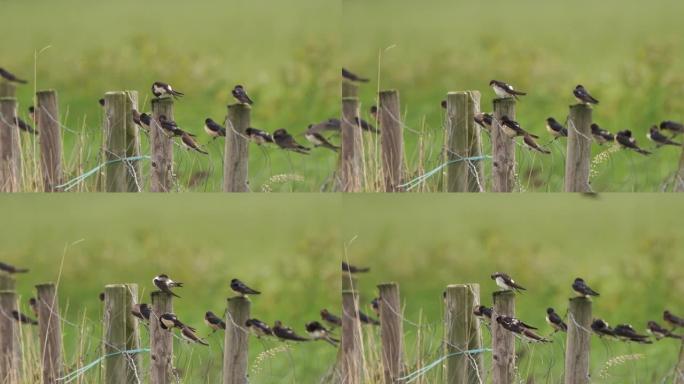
[342,82,358,98]
[379,90,403,192]
[676,147,684,192]
[675,340,684,384]
[223,296,250,384]
[150,98,174,192]
[103,284,141,384]
[491,291,515,384]
[150,291,173,384]
[0,97,21,192]
[445,284,483,384]
[446,92,469,192]
[341,97,362,192]
[125,91,142,192]
[0,290,21,384]
[564,297,592,384]
[0,82,16,98]
[36,283,63,384]
[340,274,362,384]
[378,282,403,383]
[223,104,250,192]
[491,98,516,192]
[36,90,62,192]
[565,104,593,192]
[0,274,14,290]
[466,91,485,192]
[104,93,128,192]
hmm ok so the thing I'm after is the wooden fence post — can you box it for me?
[675,340,684,384]
[564,104,593,192]
[378,283,403,383]
[445,284,483,384]
[0,82,16,98]
[340,274,362,384]
[340,97,362,192]
[103,91,142,192]
[342,82,358,98]
[150,98,175,192]
[564,297,592,384]
[0,97,21,192]
[492,291,515,384]
[379,90,403,192]
[0,290,21,384]
[466,91,485,192]
[36,90,62,192]
[223,297,250,384]
[125,91,142,192]
[0,274,14,290]
[491,98,516,192]
[446,92,469,192]
[223,104,250,192]
[676,147,684,192]
[150,291,173,384]
[36,283,63,384]
[103,284,141,384]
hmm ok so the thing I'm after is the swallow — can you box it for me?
[591,319,616,338]
[496,316,550,343]
[324,117,379,134]
[613,324,652,344]
[591,123,614,145]
[132,303,151,322]
[204,118,226,138]
[342,68,369,83]
[546,117,568,138]
[152,82,184,99]
[99,292,105,302]
[358,310,380,326]
[0,261,29,274]
[273,129,310,154]
[572,278,599,298]
[29,297,38,317]
[159,313,191,330]
[370,105,379,121]
[573,85,599,105]
[132,110,144,129]
[153,274,183,298]
[14,117,38,135]
[370,298,380,317]
[489,80,526,99]
[180,132,209,154]
[308,118,342,133]
[157,115,192,137]
[230,278,261,297]
[473,305,493,321]
[305,126,339,152]
[273,320,309,342]
[498,315,538,331]
[342,262,369,274]
[615,130,651,155]
[0,68,27,83]
[305,321,339,346]
[139,113,152,131]
[320,309,342,328]
[246,318,273,338]
[664,310,684,329]
[205,311,226,332]
[28,106,35,122]
[12,310,38,325]
[660,120,684,135]
[499,116,539,139]
[232,85,253,105]
[546,308,567,333]
[474,113,493,131]
[99,98,105,107]
[491,272,526,293]
[245,127,274,145]
[523,134,551,154]
[648,126,681,147]
[180,325,209,345]
[440,100,447,109]
[356,117,379,133]
[647,321,681,340]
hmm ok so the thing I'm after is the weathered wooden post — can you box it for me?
[564,297,592,384]
[103,284,141,384]
[565,105,593,192]
[340,274,362,384]
[466,91,485,192]
[677,147,684,192]
[36,90,62,192]
[103,91,142,192]
[223,104,250,192]
[125,91,142,192]
[445,284,483,384]
[676,340,684,384]
[492,291,515,384]
[379,90,403,192]
[150,291,173,384]
[0,274,15,290]
[491,98,516,192]
[150,98,174,192]
[0,97,21,192]
[446,92,469,192]
[36,283,63,384]
[0,82,16,98]
[342,82,358,98]
[340,97,362,192]
[223,297,250,384]
[378,283,403,383]
[0,290,21,384]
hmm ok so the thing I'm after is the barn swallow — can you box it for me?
[29,297,38,317]
[647,321,681,340]
[180,132,209,154]
[273,129,310,154]
[246,318,273,338]
[99,98,105,107]
[523,134,551,154]
[99,292,105,302]
[546,117,568,138]
[660,120,684,135]
[371,298,380,317]
[132,110,144,129]
[489,80,527,99]
[615,130,651,155]
[591,319,616,338]
[648,126,681,147]
[440,100,447,109]
[546,308,567,332]
[152,82,184,99]
[499,116,539,139]
[204,118,226,138]
[245,127,274,145]
[132,303,151,322]
[320,309,342,328]
[591,123,614,145]
[498,315,538,331]
[491,272,526,293]
[273,320,310,342]
[157,115,193,137]
[139,113,152,130]
[180,325,209,345]
[230,278,261,297]
[305,321,339,346]
[613,324,652,344]
[153,274,183,298]
[358,311,380,325]
[309,118,342,133]
[232,85,253,105]
[0,261,29,274]
[305,127,339,152]
[355,117,379,133]
[572,278,599,298]
[0,68,28,84]
[342,68,369,83]
[12,310,38,325]
[496,316,550,343]
[473,305,493,320]
[205,311,226,332]
[573,85,599,105]
[474,113,493,131]
[342,262,369,274]
[159,313,192,330]
[370,105,379,121]
[324,117,378,134]
[28,106,35,122]
[15,117,38,135]
[664,310,684,329]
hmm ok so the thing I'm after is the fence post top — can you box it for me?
[379,89,399,96]
[377,282,399,289]
[150,290,173,299]
[342,96,359,102]
[570,103,593,111]
[0,96,17,102]
[104,91,126,97]
[151,97,174,106]
[568,296,593,304]
[0,289,16,294]
[227,102,252,111]
[227,296,251,304]
[492,97,516,105]
[35,282,56,289]
[492,290,516,299]
[447,91,469,97]
[104,284,127,289]
[36,89,57,96]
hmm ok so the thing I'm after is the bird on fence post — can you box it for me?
[246,127,274,145]
[153,274,183,298]
[500,116,539,139]
[489,80,527,99]
[545,308,567,332]
[320,309,342,329]
[230,278,261,297]
[648,126,681,147]
[473,305,493,322]
[273,320,310,342]
[305,321,339,346]
[132,303,151,323]
[615,130,651,155]
[496,316,551,343]
[342,262,370,274]
[232,85,253,105]
[573,85,599,105]
[204,118,226,139]
[204,311,226,332]
[572,278,599,298]
[0,67,28,84]
[12,310,38,325]
[152,81,184,99]
[546,117,568,139]
[474,112,493,132]
[342,68,369,83]
[591,123,614,145]
[0,261,29,274]
[246,318,274,338]
[273,129,310,154]
[491,272,527,293]
[591,318,617,338]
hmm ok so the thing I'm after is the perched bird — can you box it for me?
[591,319,616,338]
[473,305,493,321]
[12,310,38,325]
[204,118,226,138]
[230,278,261,297]
[159,313,183,330]
[305,126,339,152]
[15,117,38,135]
[523,134,551,154]
[370,105,379,121]
[591,123,614,145]
[370,297,380,317]
[132,110,144,129]
[28,106,35,122]
[180,325,209,346]
[132,303,151,323]
[440,100,447,109]
[491,272,526,293]
[323,117,378,134]
[613,324,652,344]
[99,292,105,302]
[205,311,226,332]
[152,82,184,99]
[180,132,209,154]
[573,85,599,105]
[232,85,253,105]
[546,117,568,138]
[489,80,527,99]
[648,126,681,147]
[342,68,369,83]
[358,310,380,326]
[342,262,369,274]
[647,321,681,340]
[664,310,684,329]
[546,308,567,332]
[572,278,599,298]
[99,98,105,107]
[320,309,342,328]
[305,321,339,346]
[139,113,152,131]
[29,297,38,317]
[245,127,274,145]
[496,316,550,343]
[660,120,684,135]
[355,117,378,133]
[499,116,539,139]
[498,315,538,331]
[474,113,493,131]
[0,261,29,274]
[246,318,273,338]
[273,320,309,342]
[273,129,310,154]
[615,130,651,155]
[158,115,190,137]
[309,118,343,133]
[0,68,28,84]
[153,274,183,298]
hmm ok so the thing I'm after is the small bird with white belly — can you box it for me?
[152,81,184,99]
[648,125,681,147]
[180,132,209,154]
[204,118,226,139]
[546,117,568,139]
[205,311,226,332]
[499,116,539,139]
[489,80,527,99]
[591,123,614,145]
[180,325,209,346]
[153,274,183,298]
[573,85,599,105]
[305,321,339,346]
[491,272,526,293]
[546,308,567,333]
[305,125,339,152]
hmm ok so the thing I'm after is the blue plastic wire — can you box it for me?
[56,348,151,383]
[398,155,491,191]
[55,155,151,191]
[397,348,492,383]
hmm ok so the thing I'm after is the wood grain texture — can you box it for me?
[491,98,516,192]
[446,92,469,192]
[150,291,173,384]
[36,283,63,384]
[223,104,250,192]
[0,290,20,384]
[564,297,592,384]
[445,284,483,384]
[0,97,21,192]
[36,90,62,192]
[378,283,403,383]
[103,284,141,384]
[340,274,362,384]
[379,90,403,192]
[340,97,362,192]
[565,104,593,192]
[492,290,515,384]
[223,297,250,384]
[150,98,175,192]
